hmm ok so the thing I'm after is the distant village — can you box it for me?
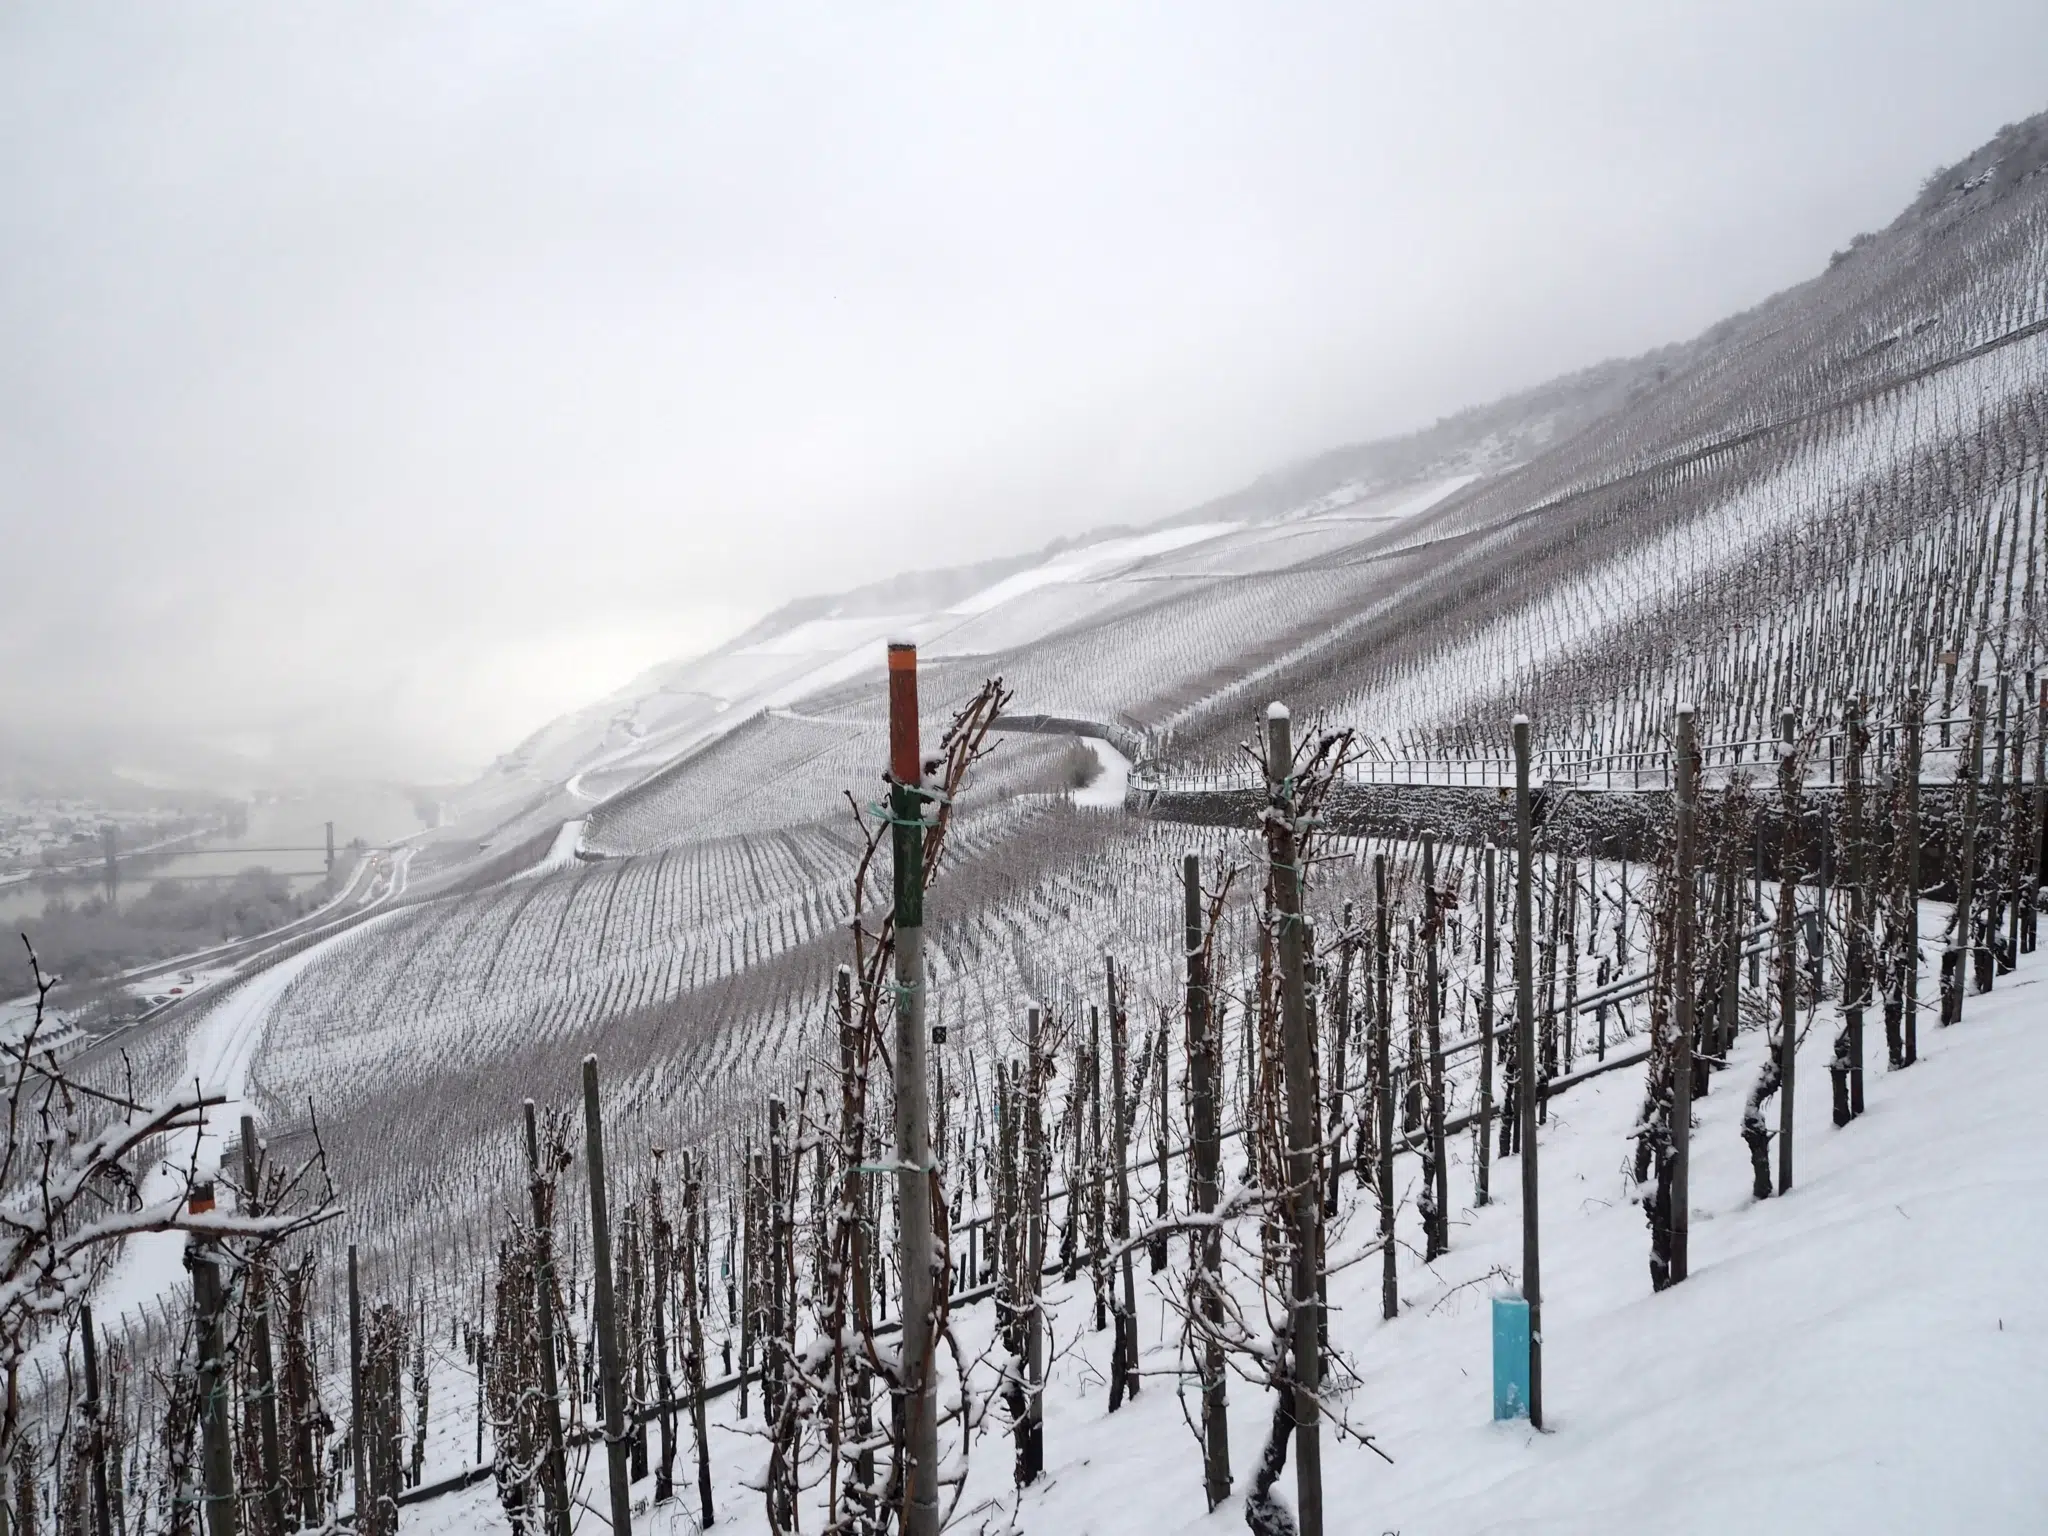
[0,796,214,878]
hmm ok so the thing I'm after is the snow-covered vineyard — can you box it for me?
[7,110,2048,1536]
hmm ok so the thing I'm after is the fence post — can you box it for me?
[1778,708,1800,1195]
[521,1102,572,1536]
[190,1231,239,1536]
[237,1117,285,1536]
[1514,716,1543,1430]
[79,1304,113,1536]
[1184,852,1232,1509]
[1106,956,1140,1409]
[1375,852,1397,1323]
[347,1243,367,1529]
[1841,701,1869,1120]
[1021,1008,1047,1484]
[1476,844,1496,1208]
[1969,682,1991,996]
[885,642,941,1536]
[681,1153,715,1529]
[1904,691,1922,1066]
[1264,702,1322,1536]
[583,1057,636,1536]
[1670,707,1695,1286]
[1422,831,1449,1260]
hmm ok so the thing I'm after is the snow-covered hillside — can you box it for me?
[382,932,2048,1536]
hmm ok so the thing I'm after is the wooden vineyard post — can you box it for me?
[1968,683,1990,997]
[1513,716,1543,1431]
[583,1057,635,1536]
[649,1156,676,1506]
[885,641,941,1536]
[1184,853,1231,1509]
[767,1096,789,1426]
[1088,1003,1107,1334]
[681,1153,715,1529]
[1264,703,1322,1536]
[1904,691,1923,1066]
[1374,853,1396,1323]
[1476,844,1496,1208]
[836,965,877,1516]
[79,1304,113,1536]
[1423,833,1450,1260]
[347,1243,367,1532]
[1324,903,1355,1219]
[1152,1015,1170,1274]
[1944,688,1978,1022]
[1020,1008,1047,1485]
[1670,706,1696,1286]
[1838,701,1869,1122]
[1777,709,1800,1196]
[1107,956,1140,1410]
[1718,842,1740,1073]
[238,1117,286,1536]
[192,1233,235,1536]
[2023,679,2039,958]
[522,1102,571,1536]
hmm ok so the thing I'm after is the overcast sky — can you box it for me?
[3,2,2045,786]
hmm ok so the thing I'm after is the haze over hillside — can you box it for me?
[7,19,2048,1536]
[8,5,2048,789]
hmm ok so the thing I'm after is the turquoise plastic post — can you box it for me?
[1493,1295,1531,1420]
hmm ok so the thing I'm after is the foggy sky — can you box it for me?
[4,2,2045,787]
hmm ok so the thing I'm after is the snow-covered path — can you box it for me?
[86,938,338,1333]
[1073,737,1131,809]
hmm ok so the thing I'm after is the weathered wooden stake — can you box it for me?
[681,1153,714,1529]
[1184,852,1231,1509]
[1670,706,1696,1286]
[236,1118,285,1536]
[1265,702,1322,1536]
[347,1244,367,1529]
[1106,956,1140,1409]
[1476,845,1496,1208]
[1020,1008,1046,1484]
[522,1101,571,1536]
[79,1304,113,1536]
[1514,716,1543,1430]
[583,1056,635,1536]
[1374,853,1396,1323]
[1778,708,1800,1196]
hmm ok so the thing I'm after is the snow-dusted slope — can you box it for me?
[395,939,2048,1536]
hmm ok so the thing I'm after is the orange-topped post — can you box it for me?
[888,641,921,784]
[885,640,939,1536]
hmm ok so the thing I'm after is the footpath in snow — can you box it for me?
[85,925,375,1336]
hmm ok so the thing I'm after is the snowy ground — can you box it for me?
[1073,738,1132,810]
[84,930,378,1338]
[401,931,2048,1535]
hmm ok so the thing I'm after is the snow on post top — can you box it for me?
[1267,701,1290,721]
[1677,702,1695,717]
[1512,712,1530,727]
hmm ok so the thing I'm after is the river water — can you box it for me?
[0,782,429,925]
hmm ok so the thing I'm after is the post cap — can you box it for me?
[1266,701,1290,720]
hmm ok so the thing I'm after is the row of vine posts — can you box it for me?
[21,661,2046,1536]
